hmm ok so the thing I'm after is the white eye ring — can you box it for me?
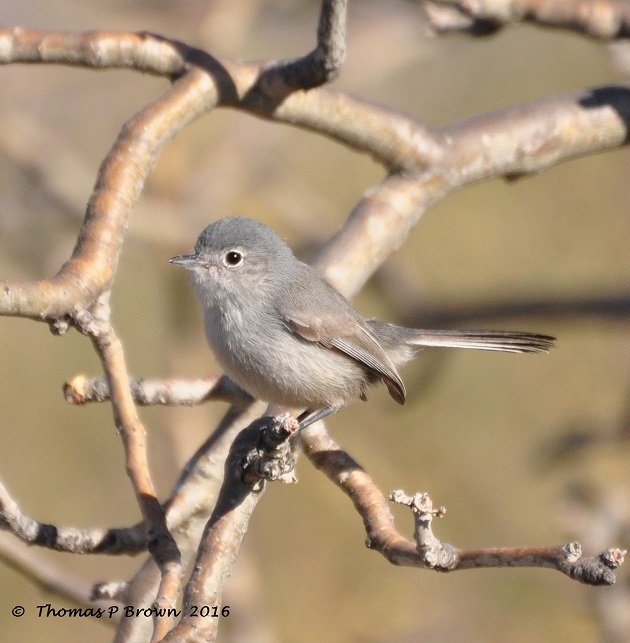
[222,249,244,267]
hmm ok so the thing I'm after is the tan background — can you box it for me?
[0,1,628,641]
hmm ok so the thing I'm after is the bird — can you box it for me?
[170,217,554,429]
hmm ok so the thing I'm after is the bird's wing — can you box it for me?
[284,310,407,406]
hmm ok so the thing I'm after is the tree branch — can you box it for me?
[0,7,627,641]
[75,293,181,642]
[1,27,629,321]
[0,45,216,319]
[0,534,119,625]
[114,402,266,642]
[0,475,146,553]
[63,374,252,407]
[425,0,630,39]
[301,423,625,584]
[268,0,347,89]
[163,414,298,641]
[0,401,265,562]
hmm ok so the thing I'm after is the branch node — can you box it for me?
[91,580,129,602]
[601,547,627,569]
[72,308,98,336]
[390,489,457,570]
[390,489,446,518]
[63,374,92,405]
[560,545,626,586]
[241,414,299,484]
[48,316,72,336]
[562,540,583,563]
[260,0,347,92]
[73,291,112,338]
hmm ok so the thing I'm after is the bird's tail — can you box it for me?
[402,329,555,353]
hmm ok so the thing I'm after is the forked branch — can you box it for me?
[0,1,627,640]
[302,423,626,585]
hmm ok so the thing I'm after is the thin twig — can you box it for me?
[0,533,119,625]
[302,423,625,584]
[115,402,265,642]
[271,0,348,89]
[63,374,252,407]
[77,293,181,642]
[163,414,298,641]
[0,474,146,553]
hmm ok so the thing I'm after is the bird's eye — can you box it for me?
[223,250,244,267]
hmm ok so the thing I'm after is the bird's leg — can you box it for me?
[297,406,339,431]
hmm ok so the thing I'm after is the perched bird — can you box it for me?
[170,217,554,428]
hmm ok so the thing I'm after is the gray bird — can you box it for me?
[170,217,554,429]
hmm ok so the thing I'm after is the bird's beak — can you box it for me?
[168,253,204,270]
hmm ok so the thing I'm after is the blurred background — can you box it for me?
[0,1,629,641]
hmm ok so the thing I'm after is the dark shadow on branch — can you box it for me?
[157,37,239,105]
[243,0,347,112]
[579,86,630,142]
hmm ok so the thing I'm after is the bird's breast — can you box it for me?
[202,303,367,408]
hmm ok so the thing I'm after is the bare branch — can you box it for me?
[76,294,181,641]
[0,476,146,554]
[0,534,119,624]
[1,28,628,323]
[0,9,627,640]
[0,28,187,73]
[116,402,265,642]
[312,86,630,297]
[163,414,298,641]
[0,36,217,319]
[459,543,626,583]
[302,423,625,585]
[269,0,348,89]
[63,374,252,407]
[313,173,441,296]
[391,490,625,584]
[442,86,630,180]
[426,0,630,40]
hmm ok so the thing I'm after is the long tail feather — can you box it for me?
[405,329,555,353]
